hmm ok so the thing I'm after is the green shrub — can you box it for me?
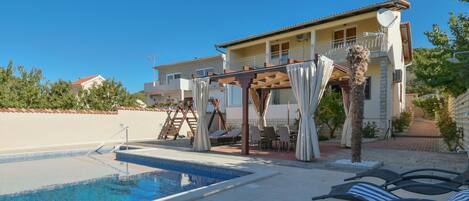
[315,88,346,138]
[435,100,462,152]
[362,122,378,138]
[318,135,330,141]
[393,111,412,133]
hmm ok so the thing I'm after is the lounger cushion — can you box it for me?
[449,190,469,201]
[347,183,399,201]
[209,130,227,137]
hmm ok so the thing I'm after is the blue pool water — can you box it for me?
[0,170,224,201]
[0,153,249,201]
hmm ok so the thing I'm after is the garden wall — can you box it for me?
[0,108,190,152]
[450,90,469,155]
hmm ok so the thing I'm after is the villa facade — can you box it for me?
[217,0,412,136]
[144,0,412,136]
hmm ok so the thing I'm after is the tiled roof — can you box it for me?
[216,0,410,48]
[0,107,174,114]
[72,75,99,86]
[156,55,222,69]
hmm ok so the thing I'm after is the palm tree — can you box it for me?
[347,45,370,163]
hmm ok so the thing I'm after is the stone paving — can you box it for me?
[401,118,441,137]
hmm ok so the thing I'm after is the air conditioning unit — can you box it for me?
[393,69,402,83]
[296,33,308,42]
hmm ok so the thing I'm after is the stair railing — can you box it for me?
[87,124,129,155]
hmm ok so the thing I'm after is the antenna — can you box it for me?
[377,8,397,28]
[147,55,157,86]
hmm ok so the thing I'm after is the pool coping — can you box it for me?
[0,147,114,164]
[116,148,279,201]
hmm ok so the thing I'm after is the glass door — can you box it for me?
[270,42,289,65]
[333,27,356,48]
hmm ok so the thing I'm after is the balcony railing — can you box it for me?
[144,78,192,93]
[315,33,387,63]
[144,78,220,94]
[226,47,309,69]
[226,33,387,69]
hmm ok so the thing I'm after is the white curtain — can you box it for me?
[287,56,334,161]
[192,77,211,151]
[340,88,352,147]
[250,90,272,130]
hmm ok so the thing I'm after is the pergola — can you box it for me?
[205,56,351,159]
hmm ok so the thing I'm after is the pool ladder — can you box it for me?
[87,124,129,155]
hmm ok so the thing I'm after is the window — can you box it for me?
[166,73,181,84]
[271,90,280,105]
[333,27,357,48]
[270,42,289,65]
[195,68,214,77]
[365,77,371,100]
[228,85,242,106]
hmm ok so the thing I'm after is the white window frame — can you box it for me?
[270,41,290,65]
[332,26,357,48]
[166,72,181,84]
[195,67,214,78]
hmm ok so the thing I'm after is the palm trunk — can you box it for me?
[347,45,370,163]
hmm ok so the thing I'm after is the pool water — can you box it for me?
[0,169,225,201]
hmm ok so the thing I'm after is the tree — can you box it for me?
[347,45,370,163]
[45,80,80,109]
[316,88,346,138]
[0,61,48,108]
[0,61,137,110]
[410,0,469,96]
[81,79,138,110]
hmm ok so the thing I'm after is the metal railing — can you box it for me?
[87,124,129,155]
[226,46,309,69]
[144,78,192,92]
[226,34,386,69]
[315,33,387,63]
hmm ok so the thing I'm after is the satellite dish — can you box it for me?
[377,8,397,28]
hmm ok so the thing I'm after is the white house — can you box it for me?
[216,0,413,136]
[72,75,106,92]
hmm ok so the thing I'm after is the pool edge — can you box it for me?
[115,149,279,201]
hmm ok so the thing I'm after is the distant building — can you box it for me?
[72,75,106,92]
[144,55,225,111]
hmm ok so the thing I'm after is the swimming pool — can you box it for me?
[0,152,250,201]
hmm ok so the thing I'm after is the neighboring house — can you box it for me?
[72,75,106,92]
[144,55,225,111]
[216,0,413,136]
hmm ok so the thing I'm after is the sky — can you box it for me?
[0,0,467,92]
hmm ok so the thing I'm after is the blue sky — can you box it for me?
[0,0,467,92]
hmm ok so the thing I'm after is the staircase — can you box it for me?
[159,98,197,140]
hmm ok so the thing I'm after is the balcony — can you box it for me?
[144,78,192,94]
[144,78,220,95]
[315,33,387,63]
[227,47,309,70]
[226,33,387,69]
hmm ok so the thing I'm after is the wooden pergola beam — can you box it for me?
[205,58,351,156]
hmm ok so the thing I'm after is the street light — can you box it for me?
[447,50,469,63]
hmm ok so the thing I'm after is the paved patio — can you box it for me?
[121,148,457,201]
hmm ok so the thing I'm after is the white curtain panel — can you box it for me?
[251,92,272,130]
[340,92,352,147]
[260,92,272,129]
[192,77,211,151]
[287,56,334,161]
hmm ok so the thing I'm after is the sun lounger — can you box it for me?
[209,130,228,137]
[311,181,462,201]
[210,128,241,145]
[345,168,468,195]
